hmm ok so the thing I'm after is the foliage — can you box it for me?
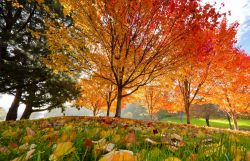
[132,85,169,120]
[44,0,223,117]
[0,0,79,120]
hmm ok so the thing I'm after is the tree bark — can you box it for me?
[20,103,32,119]
[205,116,210,127]
[93,108,96,116]
[6,88,22,121]
[185,103,191,124]
[226,112,233,129]
[114,87,122,117]
[106,103,111,117]
[231,113,238,130]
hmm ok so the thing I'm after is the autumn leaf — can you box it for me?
[104,143,115,152]
[246,151,250,161]
[84,138,93,148]
[164,157,182,161]
[49,142,76,161]
[0,146,10,154]
[124,132,136,144]
[99,150,136,161]
[26,127,35,137]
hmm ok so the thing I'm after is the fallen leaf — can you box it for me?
[25,148,35,160]
[113,134,121,143]
[99,150,136,161]
[246,151,250,161]
[145,138,158,145]
[100,130,111,138]
[124,132,136,144]
[11,148,36,161]
[19,143,29,151]
[29,144,37,150]
[105,143,115,152]
[231,146,244,161]
[164,157,181,161]
[153,129,158,134]
[26,127,35,136]
[0,146,10,154]
[93,138,106,144]
[170,134,183,142]
[187,154,197,161]
[84,138,93,148]
[9,143,18,149]
[49,142,75,161]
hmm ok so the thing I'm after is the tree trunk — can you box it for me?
[231,114,238,130]
[93,108,96,116]
[20,103,33,120]
[185,103,191,124]
[106,103,111,117]
[205,116,210,127]
[226,112,233,129]
[6,88,22,121]
[114,87,122,118]
[179,112,184,123]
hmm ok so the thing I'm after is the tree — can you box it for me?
[76,76,117,116]
[169,18,238,124]
[44,0,221,117]
[155,109,171,120]
[133,85,168,121]
[0,0,79,120]
[75,77,109,116]
[20,73,79,119]
[170,29,215,124]
[0,0,45,120]
[121,103,148,120]
[190,104,225,126]
[207,51,250,130]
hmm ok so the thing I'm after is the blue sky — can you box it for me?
[238,19,250,54]
[204,0,250,55]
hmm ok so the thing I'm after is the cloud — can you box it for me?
[203,0,250,39]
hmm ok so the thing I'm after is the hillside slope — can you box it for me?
[0,116,249,161]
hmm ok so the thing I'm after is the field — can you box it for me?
[0,116,250,161]
[160,116,250,130]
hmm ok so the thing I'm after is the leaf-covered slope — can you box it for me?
[0,116,249,161]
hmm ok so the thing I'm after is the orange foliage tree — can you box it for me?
[44,0,221,117]
[168,18,239,124]
[132,85,168,121]
[207,51,250,130]
[75,76,118,116]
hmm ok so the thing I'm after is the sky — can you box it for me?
[204,0,250,54]
[0,0,250,119]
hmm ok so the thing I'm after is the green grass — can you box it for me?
[160,116,250,130]
[0,116,249,161]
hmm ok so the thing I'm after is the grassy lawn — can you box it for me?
[0,116,250,161]
[160,116,250,130]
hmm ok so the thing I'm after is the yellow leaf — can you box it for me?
[231,146,244,161]
[165,157,182,161]
[113,134,121,143]
[99,150,136,161]
[246,151,250,161]
[49,142,75,161]
[100,130,111,138]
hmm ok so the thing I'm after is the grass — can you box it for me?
[160,116,250,130]
[0,116,249,161]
